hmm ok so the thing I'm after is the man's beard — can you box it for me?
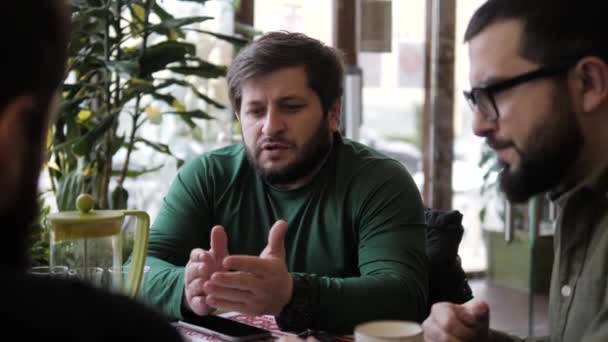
[497,97,583,203]
[0,148,41,270]
[245,118,333,186]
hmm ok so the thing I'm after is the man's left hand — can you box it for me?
[204,220,293,316]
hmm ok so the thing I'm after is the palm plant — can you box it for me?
[30,0,250,267]
[48,0,248,211]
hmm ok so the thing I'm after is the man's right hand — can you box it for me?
[184,225,229,315]
[422,299,490,342]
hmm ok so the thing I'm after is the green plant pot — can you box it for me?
[484,229,554,294]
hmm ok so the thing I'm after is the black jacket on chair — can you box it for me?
[424,208,474,308]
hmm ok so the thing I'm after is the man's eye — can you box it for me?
[246,108,264,116]
[284,104,304,112]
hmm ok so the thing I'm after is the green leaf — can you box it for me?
[164,110,215,120]
[51,137,80,154]
[123,78,156,100]
[135,137,172,155]
[56,169,84,211]
[155,79,225,108]
[147,16,212,35]
[72,111,120,157]
[184,28,250,47]
[59,96,90,117]
[111,165,164,178]
[65,115,82,143]
[479,207,487,224]
[110,185,129,210]
[79,6,114,20]
[104,60,140,76]
[77,17,106,36]
[140,41,196,76]
[151,3,183,39]
[129,3,147,35]
[153,2,175,21]
[234,22,264,39]
[168,63,227,79]
[177,0,210,4]
[179,115,197,129]
[150,92,179,107]
[110,135,126,156]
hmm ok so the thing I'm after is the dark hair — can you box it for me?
[464,0,608,66]
[0,1,70,270]
[0,1,70,120]
[227,31,345,114]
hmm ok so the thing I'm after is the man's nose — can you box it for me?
[261,108,286,136]
[472,110,498,138]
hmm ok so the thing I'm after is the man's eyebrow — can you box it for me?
[474,75,512,88]
[243,100,264,107]
[278,95,306,102]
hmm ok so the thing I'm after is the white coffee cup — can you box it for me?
[355,320,423,342]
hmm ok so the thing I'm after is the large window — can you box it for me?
[254,0,490,272]
[254,0,334,45]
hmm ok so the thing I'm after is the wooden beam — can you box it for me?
[335,0,357,66]
[235,0,254,26]
[422,0,433,206]
[428,0,455,210]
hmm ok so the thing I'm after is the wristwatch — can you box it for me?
[275,274,315,332]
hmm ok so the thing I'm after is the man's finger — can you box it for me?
[203,281,255,303]
[206,295,248,314]
[436,307,476,340]
[423,320,459,342]
[190,248,206,262]
[223,255,273,275]
[190,295,213,316]
[263,220,288,259]
[187,278,207,297]
[185,263,201,284]
[461,299,490,323]
[190,249,215,264]
[185,257,215,284]
[210,225,229,261]
[208,271,263,291]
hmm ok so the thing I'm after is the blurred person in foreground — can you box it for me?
[423,0,608,341]
[142,31,428,334]
[0,1,183,340]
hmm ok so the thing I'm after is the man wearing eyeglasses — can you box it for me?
[423,0,608,341]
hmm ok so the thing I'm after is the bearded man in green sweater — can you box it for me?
[142,31,428,334]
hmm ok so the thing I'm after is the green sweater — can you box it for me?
[142,135,428,333]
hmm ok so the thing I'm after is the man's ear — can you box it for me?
[571,57,608,113]
[0,96,34,209]
[328,98,342,132]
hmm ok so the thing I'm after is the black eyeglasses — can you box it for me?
[463,65,572,121]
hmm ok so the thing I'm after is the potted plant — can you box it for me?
[31,0,250,266]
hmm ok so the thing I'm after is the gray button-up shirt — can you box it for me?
[492,166,608,342]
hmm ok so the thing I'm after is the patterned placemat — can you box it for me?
[174,312,354,342]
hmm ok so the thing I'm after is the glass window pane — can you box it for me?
[254,0,334,46]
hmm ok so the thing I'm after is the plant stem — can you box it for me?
[101,0,125,208]
[48,167,57,194]
[98,3,116,209]
[118,0,154,186]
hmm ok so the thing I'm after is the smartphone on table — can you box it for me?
[178,315,273,342]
